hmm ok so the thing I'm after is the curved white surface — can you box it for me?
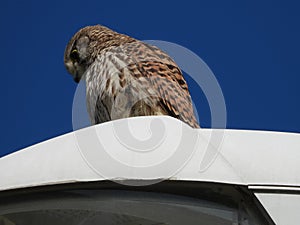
[255,193,300,225]
[0,116,300,191]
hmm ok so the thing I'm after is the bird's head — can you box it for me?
[64,25,135,83]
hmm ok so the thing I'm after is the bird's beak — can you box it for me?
[65,60,80,83]
[73,75,80,83]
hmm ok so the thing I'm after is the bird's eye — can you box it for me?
[70,49,80,62]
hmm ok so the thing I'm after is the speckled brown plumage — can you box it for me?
[64,25,199,128]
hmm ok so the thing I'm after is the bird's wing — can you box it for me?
[122,42,199,128]
[126,60,199,128]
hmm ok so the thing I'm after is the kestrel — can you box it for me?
[64,25,199,128]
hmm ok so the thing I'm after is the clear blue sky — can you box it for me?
[0,1,299,157]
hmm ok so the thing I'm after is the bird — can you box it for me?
[64,25,199,128]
